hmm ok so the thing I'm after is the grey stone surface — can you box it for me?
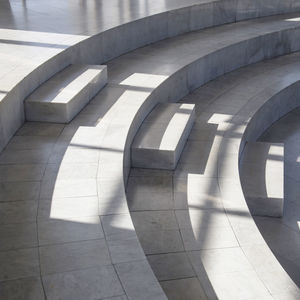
[0,164,46,182]
[147,252,195,281]
[43,266,124,300]
[0,182,40,202]
[240,142,284,217]
[174,176,223,210]
[107,236,145,264]
[1,0,300,154]
[5,135,57,151]
[2,4,300,300]
[0,149,52,165]
[0,222,37,251]
[43,163,98,181]
[124,51,300,299]
[25,64,107,123]
[16,122,64,137]
[101,214,135,240]
[38,196,99,220]
[132,103,195,170]
[137,229,184,255]
[0,277,45,300]
[40,239,111,275]
[180,227,239,251]
[161,277,207,300]
[0,248,40,281]
[0,201,38,224]
[101,296,128,300]
[131,211,178,232]
[115,260,167,300]
[40,178,97,199]
[126,176,173,211]
[38,216,104,245]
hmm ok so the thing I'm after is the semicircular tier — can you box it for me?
[1,3,300,300]
[240,109,300,292]
[127,51,300,300]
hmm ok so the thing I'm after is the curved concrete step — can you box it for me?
[253,108,300,289]
[240,142,284,217]
[127,52,300,299]
[25,64,107,123]
[132,103,195,170]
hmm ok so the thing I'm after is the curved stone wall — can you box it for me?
[1,0,300,152]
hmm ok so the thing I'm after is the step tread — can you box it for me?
[26,64,106,104]
[132,103,195,169]
[133,103,195,151]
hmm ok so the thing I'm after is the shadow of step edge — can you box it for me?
[240,142,284,217]
[131,103,195,170]
[24,64,107,123]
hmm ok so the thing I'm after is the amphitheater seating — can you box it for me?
[127,53,300,299]
[1,1,300,299]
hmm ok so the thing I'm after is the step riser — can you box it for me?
[241,142,284,217]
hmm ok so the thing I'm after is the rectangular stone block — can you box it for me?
[131,103,195,170]
[25,64,107,123]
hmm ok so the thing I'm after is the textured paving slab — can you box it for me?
[25,64,107,123]
[132,103,195,170]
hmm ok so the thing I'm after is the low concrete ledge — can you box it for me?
[131,103,195,170]
[25,64,107,123]
[240,142,284,217]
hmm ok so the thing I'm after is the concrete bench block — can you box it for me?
[131,103,195,170]
[240,142,284,217]
[25,64,107,123]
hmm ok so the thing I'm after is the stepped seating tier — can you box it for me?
[2,10,300,300]
[1,0,300,151]
[25,64,107,123]
[132,103,195,170]
[240,142,284,217]
[127,53,300,299]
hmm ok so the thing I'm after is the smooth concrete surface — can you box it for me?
[127,52,300,299]
[132,103,195,170]
[2,6,300,300]
[253,109,300,289]
[240,142,284,217]
[1,0,300,152]
[25,64,107,123]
